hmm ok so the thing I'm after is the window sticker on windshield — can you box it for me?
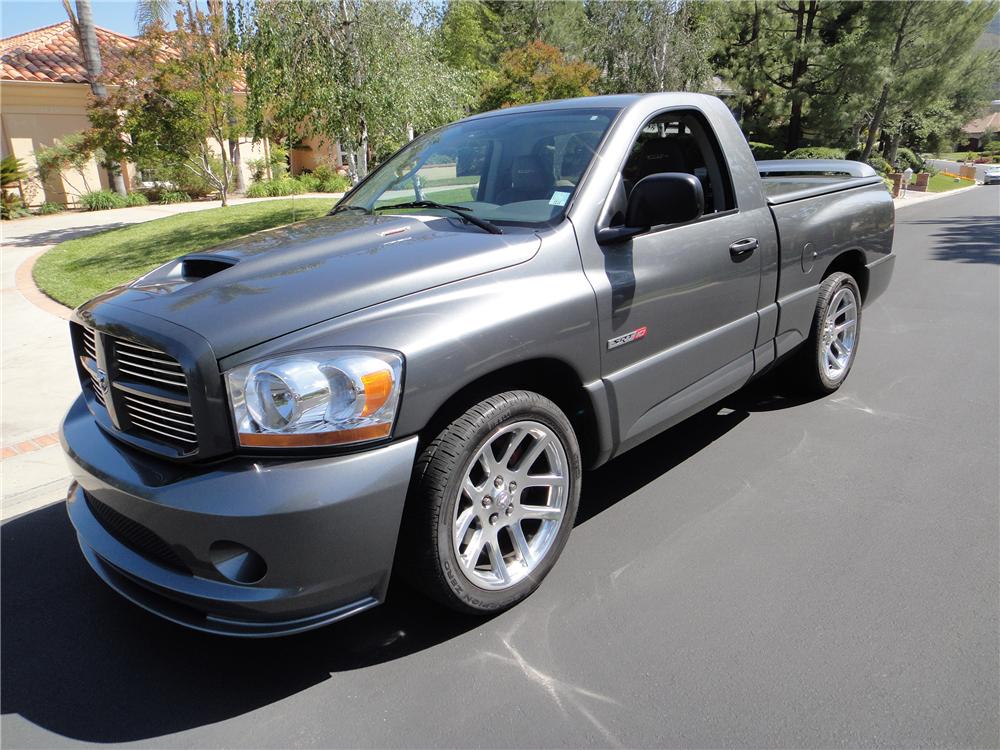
[549,191,570,207]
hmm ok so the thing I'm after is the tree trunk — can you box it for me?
[357,118,369,179]
[65,0,128,195]
[861,4,912,162]
[230,136,244,192]
[861,83,890,161]
[886,129,902,167]
[785,1,818,153]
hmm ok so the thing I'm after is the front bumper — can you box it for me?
[62,395,418,637]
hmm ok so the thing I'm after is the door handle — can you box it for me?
[729,237,758,258]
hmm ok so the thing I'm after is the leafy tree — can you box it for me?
[134,0,172,33]
[34,131,104,196]
[89,2,243,205]
[478,40,600,111]
[858,0,998,160]
[585,0,718,95]
[485,0,590,60]
[438,0,501,72]
[240,0,471,179]
[716,0,867,151]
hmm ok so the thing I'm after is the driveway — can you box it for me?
[1,187,997,747]
[0,195,339,519]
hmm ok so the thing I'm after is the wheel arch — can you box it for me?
[416,358,602,468]
[822,249,869,301]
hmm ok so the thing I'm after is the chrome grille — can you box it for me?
[81,327,106,407]
[120,391,198,447]
[76,325,199,454]
[113,339,187,390]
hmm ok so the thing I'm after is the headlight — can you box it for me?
[225,349,403,448]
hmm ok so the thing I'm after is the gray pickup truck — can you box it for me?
[61,93,894,636]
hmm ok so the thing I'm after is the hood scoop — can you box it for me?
[179,254,238,280]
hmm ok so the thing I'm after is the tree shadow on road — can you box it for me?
[903,213,1000,265]
[0,369,818,743]
[1,224,129,248]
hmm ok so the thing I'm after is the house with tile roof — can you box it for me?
[960,102,1000,150]
[1,22,337,207]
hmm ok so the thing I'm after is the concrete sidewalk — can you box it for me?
[0,194,338,520]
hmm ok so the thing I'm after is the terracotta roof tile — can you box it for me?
[1,21,156,85]
[1,21,246,90]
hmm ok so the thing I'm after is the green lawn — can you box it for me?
[925,173,976,193]
[932,152,976,162]
[34,198,334,309]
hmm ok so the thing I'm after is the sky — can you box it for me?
[1,1,142,39]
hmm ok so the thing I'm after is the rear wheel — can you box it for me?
[796,271,862,394]
[406,391,581,614]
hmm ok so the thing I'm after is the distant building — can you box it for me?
[1,22,338,207]
[960,101,1000,150]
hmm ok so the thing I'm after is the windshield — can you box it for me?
[341,108,618,226]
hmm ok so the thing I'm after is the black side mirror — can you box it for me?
[597,172,704,245]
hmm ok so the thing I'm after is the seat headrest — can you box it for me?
[509,155,549,192]
[635,138,690,178]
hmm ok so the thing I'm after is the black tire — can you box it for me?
[405,390,581,614]
[795,271,863,394]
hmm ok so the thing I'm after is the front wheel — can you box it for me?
[405,391,581,614]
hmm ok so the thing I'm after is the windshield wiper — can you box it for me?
[329,203,371,216]
[374,200,502,235]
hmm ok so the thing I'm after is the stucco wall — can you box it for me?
[1,81,272,205]
[291,136,342,175]
[0,80,109,206]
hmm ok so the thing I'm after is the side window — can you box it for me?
[620,111,735,216]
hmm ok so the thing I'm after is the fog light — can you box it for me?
[209,541,267,584]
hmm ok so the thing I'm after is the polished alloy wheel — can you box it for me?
[451,420,569,590]
[820,285,858,381]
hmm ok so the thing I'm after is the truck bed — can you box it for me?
[757,159,885,205]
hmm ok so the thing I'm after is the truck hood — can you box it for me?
[89,213,540,357]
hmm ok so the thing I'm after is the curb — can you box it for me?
[1,431,60,459]
[15,247,74,320]
[893,183,979,210]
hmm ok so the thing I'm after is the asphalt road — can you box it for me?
[926,158,994,182]
[2,187,998,749]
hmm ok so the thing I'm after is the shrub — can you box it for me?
[1,155,30,220]
[37,202,63,215]
[1,196,31,219]
[296,173,321,192]
[748,142,784,160]
[144,160,227,198]
[247,145,289,182]
[125,192,149,207]
[895,147,923,171]
[245,177,306,198]
[318,173,351,193]
[158,190,191,204]
[79,190,129,211]
[245,181,270,198]
[785,146,846,160]
[866,155,892,175]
